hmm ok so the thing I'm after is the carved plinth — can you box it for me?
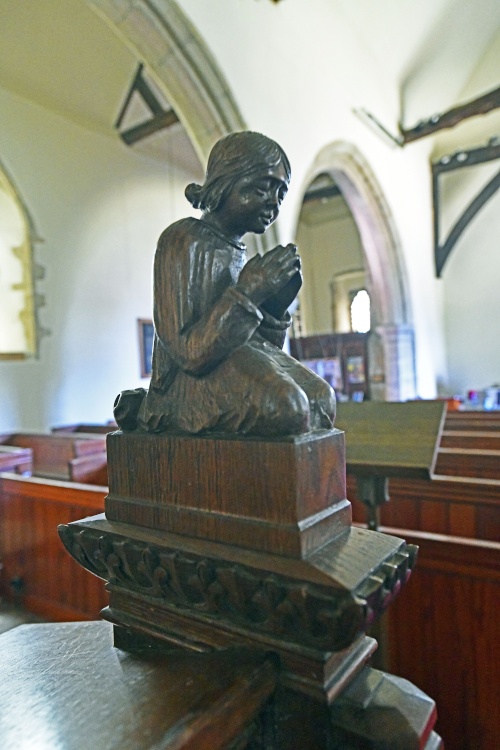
[105,429,349,557]
[59,511,416,701]
[58,427,443,746]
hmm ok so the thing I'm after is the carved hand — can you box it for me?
[237,244,301,307]
[261,269,302,320]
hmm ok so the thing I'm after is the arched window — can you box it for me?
[350,289,371,333]
[0,162,38,358]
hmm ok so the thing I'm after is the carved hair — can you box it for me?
[185,131,291,212]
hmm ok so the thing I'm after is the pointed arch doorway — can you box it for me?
[296,142,417,401]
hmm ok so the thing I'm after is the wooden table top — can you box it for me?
[0,621,276,750]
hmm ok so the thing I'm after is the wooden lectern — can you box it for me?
[335,401,446,529]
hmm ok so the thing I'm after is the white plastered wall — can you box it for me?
[433,28,500,396]
[172,0,447,399]
[0,87,200,432]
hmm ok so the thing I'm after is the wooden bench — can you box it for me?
[0,432,106,481]
[439,430,500,451]
[69,452,108,485]
[379,527,500,750]
[348,474,500,542]
[0,473,108,621]
[434,446,500,479]
[0,445,33,475]
[444,410,500,432]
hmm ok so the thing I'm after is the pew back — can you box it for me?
[382,527,500,750]
[0,474,108,620]
[0,432,106,480]
[0,445,33,475]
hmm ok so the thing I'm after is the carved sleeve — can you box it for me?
[153,225,263,376]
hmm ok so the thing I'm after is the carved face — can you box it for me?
[216,164,289,237]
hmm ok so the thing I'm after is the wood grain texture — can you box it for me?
[381,528,500,750]
[0,432,106,480]
[106,429,349,557]
[444,411,500,432]
[434,447,500,479]
[0,621,277,750]
[0,474,107,620]
[348,475,500,541]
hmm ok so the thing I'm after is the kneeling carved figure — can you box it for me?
[114,131,335,437]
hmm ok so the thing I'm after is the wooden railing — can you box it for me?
[0,473,108,621]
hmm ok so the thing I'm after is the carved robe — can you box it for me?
[137,217,335,436]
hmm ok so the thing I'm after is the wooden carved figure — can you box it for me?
[114,131,335,436]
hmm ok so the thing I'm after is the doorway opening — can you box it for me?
[291,142,416,402]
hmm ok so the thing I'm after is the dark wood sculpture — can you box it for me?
[114,131,335,437]
[57,132,443,748]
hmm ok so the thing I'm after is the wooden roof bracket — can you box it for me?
[115,63,179,145]
[433,140,500,276]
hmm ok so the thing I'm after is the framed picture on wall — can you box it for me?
[346,355,366,384]
[303,357,343,390]
[138,319,154,378]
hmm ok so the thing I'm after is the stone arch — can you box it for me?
[298,141,417,401]
[87,0,244,158]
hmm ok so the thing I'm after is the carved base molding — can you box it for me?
[59,513,416,700]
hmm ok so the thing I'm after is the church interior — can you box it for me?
[0,2,499,749]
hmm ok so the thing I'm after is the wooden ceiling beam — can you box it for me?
[401,85,500,144]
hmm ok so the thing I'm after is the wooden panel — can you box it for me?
[419,499,448,534]
[448,502,477,537]
[0,474,107,620]
[475,504,500,542]
[348,474,500,541]
[69,452,108,485]
[382,528,500,750]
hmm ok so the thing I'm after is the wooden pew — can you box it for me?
[0,445,33,475]
[348,474,500,542]
[434,446,500,479]
[69,452,108,485]
[439,430,500,450]
[342,404,500,540]
[444,410,500,432]
[380,527,500,750]
[52,421,117,434]
[0,432,106,481]
[0,473,108,621]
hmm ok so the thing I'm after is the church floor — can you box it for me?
[0,600,46,635]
